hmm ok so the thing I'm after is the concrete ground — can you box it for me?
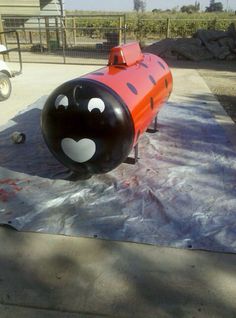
[0,63,236,317]
[0,63,99,125]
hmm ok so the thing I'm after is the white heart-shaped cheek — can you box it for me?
[61,138,96,163]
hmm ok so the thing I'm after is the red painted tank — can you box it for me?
[85,42,173,145]
[41,42,173,176]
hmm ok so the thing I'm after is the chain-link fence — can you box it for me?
[1,14,236,65]
[1,14,126,65]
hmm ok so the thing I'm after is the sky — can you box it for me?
[64,0,236,11]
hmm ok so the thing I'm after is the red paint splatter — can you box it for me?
[0,189,13,202]
[0,178,28,202]
[122,176,139,188]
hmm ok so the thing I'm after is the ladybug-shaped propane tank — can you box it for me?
[41,42,173,176]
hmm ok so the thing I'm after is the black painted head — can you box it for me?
[41,79,134,175]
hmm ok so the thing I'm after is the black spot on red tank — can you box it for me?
[149,75,156,85]
[150,97,154,109]
[158,61,166,70]
[140,62,148,68]
[92,72,104,76]
[127,83,138,95]
[165,79,168,88]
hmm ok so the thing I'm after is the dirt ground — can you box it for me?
[168,60,236,123]
[198,62,236,123]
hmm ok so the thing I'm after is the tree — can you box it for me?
[152,8,162,14]
[195,1,200,11]
[214,2,223,11]
[172,6,180,13]
[180,2,200,13]
[133,0,146,13]
[140,0,146,12]
[206,0,223,12]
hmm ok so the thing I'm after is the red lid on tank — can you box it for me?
[108,42,144,67]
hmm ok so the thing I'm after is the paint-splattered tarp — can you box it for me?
[0,95,236,253]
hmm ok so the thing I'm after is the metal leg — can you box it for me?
[124,143,139,165]
[134,143,139,164]
[146,114,159,133]
[154,115,158,132]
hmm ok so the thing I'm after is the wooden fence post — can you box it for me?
[119,16,122,45]
[123,14,127,44]
[213,18,217,30]
[166,18,171,38]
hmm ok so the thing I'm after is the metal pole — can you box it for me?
[59,0,64,17]
[0,15,6,46]
[38,17,43,53]
[60,17,66,64]
[45,16,51,52]
[15,31,22,74]
[29,31,33,44]
[0,14,5,43]
[59,0,66,63]
[0,15,9,62]
[55,17,60,48]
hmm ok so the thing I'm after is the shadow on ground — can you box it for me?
[0,227,236,317]
[0,107,74,180]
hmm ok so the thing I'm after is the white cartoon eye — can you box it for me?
[88,98,105,113]
[55,95,69,109]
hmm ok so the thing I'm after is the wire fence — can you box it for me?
[1,14,236,65]
[1,15,126,65]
